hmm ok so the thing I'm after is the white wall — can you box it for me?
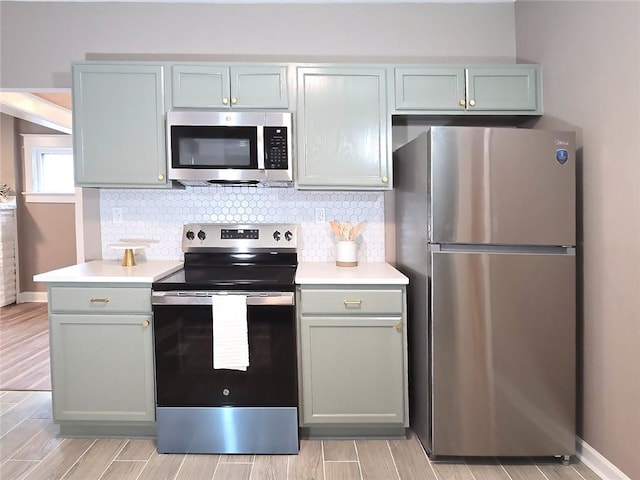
[0,2,516,88]
[516,2,640,479]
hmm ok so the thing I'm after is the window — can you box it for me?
[22,134,74,203]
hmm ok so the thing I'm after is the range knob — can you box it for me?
[273,230,281,241]
[197,230,206,241]
[186,230,195,241]
[284,230,293,242]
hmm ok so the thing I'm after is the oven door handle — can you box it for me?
[151,291,295,306]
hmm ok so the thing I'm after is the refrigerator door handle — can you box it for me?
[430,244,575,255]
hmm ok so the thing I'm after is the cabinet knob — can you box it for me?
[469,99,476,107]
[231,97,238,105]
[89,297,110,303]
[459,99,466,106]
[381,176,388,184]
[142,320,150,328]
[158,174,165,181]
[222,97,229,105]
[395,321,403,330]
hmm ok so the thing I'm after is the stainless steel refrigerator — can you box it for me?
[392,126,576,460]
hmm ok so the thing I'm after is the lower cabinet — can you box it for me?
[48,285,155,435]
[300,316,405,424]
[298,286,408,433]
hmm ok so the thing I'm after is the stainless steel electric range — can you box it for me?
[151,223,299,454]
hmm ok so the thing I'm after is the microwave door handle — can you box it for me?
[257,125,265,169]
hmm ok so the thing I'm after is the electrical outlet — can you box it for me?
[112,207,123,224]
[315,207,326,224]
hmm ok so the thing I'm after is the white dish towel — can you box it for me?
[212,294,249,371]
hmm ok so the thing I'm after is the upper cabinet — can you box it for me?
[394,66,466,111]
[296,67,391,190]
[393,65,540,114]
[73,63,169,188]
[170,64,290,109]
[71,61,542,190]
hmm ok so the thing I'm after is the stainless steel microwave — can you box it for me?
[167,110,293,187]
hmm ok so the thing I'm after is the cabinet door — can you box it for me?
[466,66,539,112]
[394,66,466,111]
[300,316,405,424]
[231,66,289,109]
[50,313,155,422]
[296,67,390,190]
[72,64,168,187]
[171,64,230,108]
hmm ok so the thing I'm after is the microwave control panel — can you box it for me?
[263,127,289,170]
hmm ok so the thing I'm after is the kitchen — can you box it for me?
[0,1,638,480]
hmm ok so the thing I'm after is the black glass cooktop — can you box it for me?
[153,252,297,292]
[153,266,296,292]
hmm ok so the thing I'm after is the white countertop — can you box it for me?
[33,260,183,284]
[296,262,409,285]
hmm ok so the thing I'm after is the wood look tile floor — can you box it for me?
[0,392,602,480]
[0,303,51,391]
[0,304,602,480]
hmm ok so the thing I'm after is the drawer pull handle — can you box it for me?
[90,297,110,303]
[343,300,362,307]
[142,320,150,328]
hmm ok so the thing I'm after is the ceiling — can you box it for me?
[32,92,72,110]
[0,91,72,134]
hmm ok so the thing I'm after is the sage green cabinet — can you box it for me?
[48,284,155,434]
[171,64,289,109]
[394,65,540,114]
[394,66,466,111]
[467,66,539,112]
[296,67,391,190]
[72,63,169,188]
[298,286,408,427]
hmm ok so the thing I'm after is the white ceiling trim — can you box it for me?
[0,92,72,134]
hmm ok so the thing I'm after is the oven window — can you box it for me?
[171,126,258,169]
[153,304,297,407]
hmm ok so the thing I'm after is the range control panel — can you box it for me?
[182,223,297,252]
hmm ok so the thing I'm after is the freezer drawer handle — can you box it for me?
[343,300,362,307]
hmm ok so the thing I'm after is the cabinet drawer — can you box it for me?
[300,289,403,315]
[49,287,151,313]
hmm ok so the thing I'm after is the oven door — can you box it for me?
[152,291,297,408]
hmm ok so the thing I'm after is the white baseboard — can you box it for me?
[576,438,632,480]
[17,291,48,303]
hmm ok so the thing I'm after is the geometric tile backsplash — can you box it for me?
[100,185,386,263]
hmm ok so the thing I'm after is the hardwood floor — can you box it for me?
[0,303,51,391]
[0,305,602,479]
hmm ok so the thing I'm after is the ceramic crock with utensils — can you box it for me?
[329,220,363,267]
